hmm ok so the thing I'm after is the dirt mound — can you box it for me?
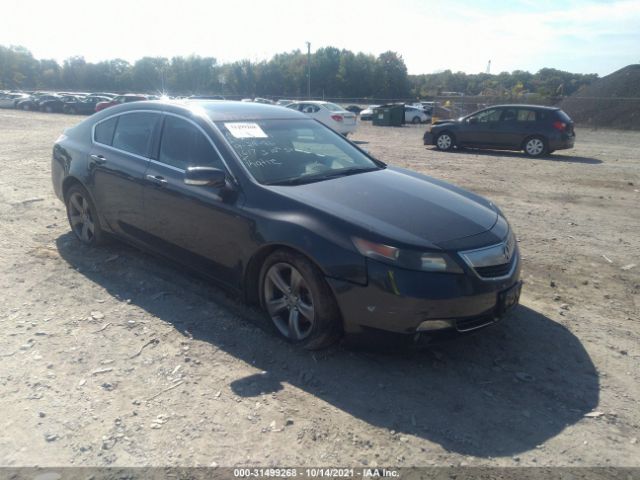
[561,65,640,129]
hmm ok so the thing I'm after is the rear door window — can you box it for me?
[94,117,118,145]
[501,108,518,122]
[159,116,224,170]
[517,109,536,122]
[111,112,160,157]
[300,104,320,114]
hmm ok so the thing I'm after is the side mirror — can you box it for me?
[184,167,227,188]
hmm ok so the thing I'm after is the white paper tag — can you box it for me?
[224,122,268,138]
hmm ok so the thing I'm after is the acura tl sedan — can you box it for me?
[52,100,521,349]
[424,104,575,157]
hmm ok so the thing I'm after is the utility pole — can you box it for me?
[306,41,311,98]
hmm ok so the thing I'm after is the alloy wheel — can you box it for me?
[263,262,315,340]
[68,192,96,243]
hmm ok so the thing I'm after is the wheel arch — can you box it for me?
[243,243,330,306]
[61,175,88,201]
[61,176,107,229]
[436,129,457,148]
[521,134,548,151]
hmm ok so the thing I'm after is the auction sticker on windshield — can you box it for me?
[225,122,268,138]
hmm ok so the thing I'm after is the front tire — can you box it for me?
[65,184,106,246]
[435,132,454,151]
[259,250,341,350]
[412,116,421,124]
[523,136,548,157]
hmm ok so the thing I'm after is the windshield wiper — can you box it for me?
[266,166,382,186]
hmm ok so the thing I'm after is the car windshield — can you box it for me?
[216,119,382,185]
[322,102,344,112]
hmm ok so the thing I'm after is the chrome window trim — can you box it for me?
[91,109,237,183]
[148,158,184,173]
[91,109,161,163]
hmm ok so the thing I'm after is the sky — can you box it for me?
[2,0,639,76]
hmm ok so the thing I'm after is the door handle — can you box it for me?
[90,154,107,164]
[146,174,168,186]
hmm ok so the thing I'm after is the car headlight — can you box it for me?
[352,237,463,273]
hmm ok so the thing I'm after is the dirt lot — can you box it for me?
[0,110,638,468]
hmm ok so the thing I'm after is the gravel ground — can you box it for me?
[0,110,638,468]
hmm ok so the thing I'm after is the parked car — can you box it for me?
[359,105,379,121]
[16,94,60,111]
[423,105,575,157]
[253,97,274,104]
[405,106,429,124]
[0,93,29,109]
[286,101,357,136]
[412,102,434,115]
[40,95,82,113]
[52,100,521,349]
[63,96,112,115]
[95,94,148,112]
[90,92,118,98]
[189,95,225,100]
[276,99,294,106]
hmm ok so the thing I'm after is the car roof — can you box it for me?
[95,100,306,121]
[488,104,560,110]
[289,100,330,105]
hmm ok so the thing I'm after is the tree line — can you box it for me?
[0,44,598,100]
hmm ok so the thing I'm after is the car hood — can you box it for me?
[269,166,498,249]
[433,118,460,126]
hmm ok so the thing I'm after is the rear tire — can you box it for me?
[523,136,548,157]
[412,116,421,124]
[65,184,106,246]
[435,132,454,151]
[259,250,341,350]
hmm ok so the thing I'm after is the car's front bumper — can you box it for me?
[327,250,521,337]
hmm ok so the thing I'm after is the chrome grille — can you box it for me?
[459,232,518,280]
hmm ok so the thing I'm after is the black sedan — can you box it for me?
[424,104,575,157]
[52,100,521,349]
[63,96,112,115]
[17,94,60,111]
[40,95,82,113]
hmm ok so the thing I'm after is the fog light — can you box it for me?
[416,320,454,332]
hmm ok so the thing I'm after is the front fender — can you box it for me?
[252,213,368,286]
